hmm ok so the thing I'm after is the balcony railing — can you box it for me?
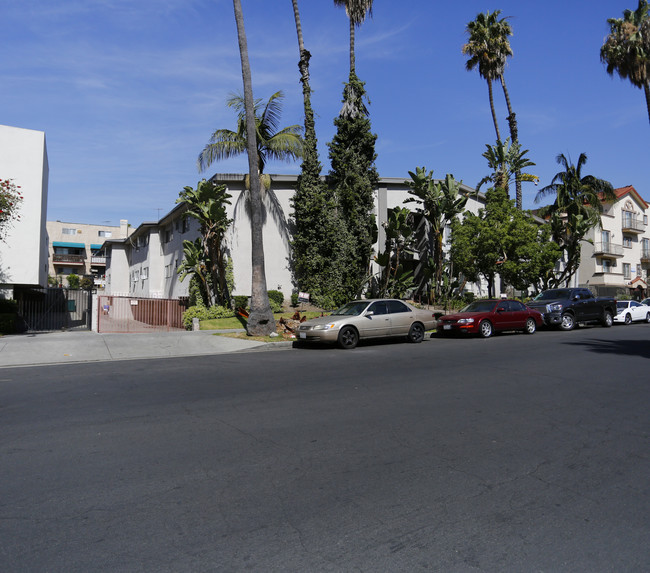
[593,242,623,257]
[622,218,645,233]
[91,256,107,265]
[53,253,85,264]
[641,249,650,263]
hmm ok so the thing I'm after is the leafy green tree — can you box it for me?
[0,178,23,242]
[405,168,468,301]
[451,188,560,297]
[601,0,650,124]
[66,273,80,290]
[177,179,232,306]
[290,0,350,309]
[477,139,538,197]
[231,0,275,335]
[328,74,379,300]
[373,207,415,298]
[535,153,616,287]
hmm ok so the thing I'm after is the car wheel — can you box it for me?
[337,326,358,349]
[559,313,575,331]
[602,310,613,328]
[524,318,536,334]
[407,322,425,343]
[646,313,650,324]
[624,313,632,325]
[478,320,493,338]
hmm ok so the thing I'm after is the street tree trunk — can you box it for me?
[488,79,502,144]
[500,75,523,210]
[232,0,275,335]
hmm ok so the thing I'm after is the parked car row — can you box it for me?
[296,291,650,349]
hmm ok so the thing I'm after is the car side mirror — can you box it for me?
[365,311,374,317]
[497,307,506,312]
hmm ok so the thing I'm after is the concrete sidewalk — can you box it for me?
[0,329,289,368]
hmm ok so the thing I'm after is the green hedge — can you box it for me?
[182,305,236,330]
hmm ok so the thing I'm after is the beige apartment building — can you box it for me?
[47,220,131,288]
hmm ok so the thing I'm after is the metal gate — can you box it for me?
[16,287,92,332]
[97,295,185,333]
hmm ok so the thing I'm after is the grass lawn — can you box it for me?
[200,310,327,342]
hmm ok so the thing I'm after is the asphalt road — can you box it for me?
[2,324,649,572]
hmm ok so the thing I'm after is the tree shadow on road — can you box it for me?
[566,338,650,360]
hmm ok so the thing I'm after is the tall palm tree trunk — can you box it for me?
[292,0,315,146]
[487,79,501,142]
[232,0,275,335]
[645,81,650,125]
[500,75,522,209]
[349,18,356,75]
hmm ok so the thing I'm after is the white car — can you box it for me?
[613,300,650,324]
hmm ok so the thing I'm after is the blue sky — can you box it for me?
[2,0,648,227]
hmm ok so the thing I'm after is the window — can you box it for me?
[623,263,631,279]
[602,259,612,273]
[133,269,140,282]
[623,236,632,248]
[141,267,148,280]
[645,215,648,225]
[98,230,112,238]
[623,211,633,227]
[182,216,190,233]
[637,264,642,277]
[165,263,173,278]
[136,235,148,248]
[387,300,409,314]
[165,227,173,243]
[601,230,611,245]
[368,301,388,315]
[62,228,77,235]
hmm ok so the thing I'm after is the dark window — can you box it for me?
[386,300,409,314]
[368,301,388,315]
[510,301,526,311]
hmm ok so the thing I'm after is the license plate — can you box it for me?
[299,332,306,339]
[443,325,451,330]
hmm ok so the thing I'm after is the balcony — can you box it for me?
[91,256,107,266]
[621,218,646,234]
[642,249,650,264]
[53,253,85,265]
[593,242,624,258]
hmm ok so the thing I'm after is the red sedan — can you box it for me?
[437,299,544,338]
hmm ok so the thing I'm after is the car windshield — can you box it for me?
[534,289,572,301]
[616,301,629,309]
[332,301,370,316]
[460,301,498,313]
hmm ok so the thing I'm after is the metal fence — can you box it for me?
[97,295,186,333]
[16,287,92,332]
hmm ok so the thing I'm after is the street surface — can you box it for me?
[2,325,649,571]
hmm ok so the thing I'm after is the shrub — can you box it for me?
[80,277,94,290]
[66,273,80,289]
[291,293,299,307]
[182,304,236,330]
[233,295,249,310]
[267,290,284,307]
[0,299,18,313]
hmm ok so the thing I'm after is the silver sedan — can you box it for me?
[297,299,437,349]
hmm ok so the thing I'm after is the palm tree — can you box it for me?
[198,91,302,248]
[231,0,275,335]
[463,11,512,143]
[405,168,468,301]
[477,138,538,195]
[334,0,374,76]
[176,180,232,306]
[535,153,616,287]
[601,0,650,124]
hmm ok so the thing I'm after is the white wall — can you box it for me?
[0,124,49,290]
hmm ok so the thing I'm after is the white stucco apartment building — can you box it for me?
[101,173,490,302]
[0,124,49,296]
[577,185,650,299]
